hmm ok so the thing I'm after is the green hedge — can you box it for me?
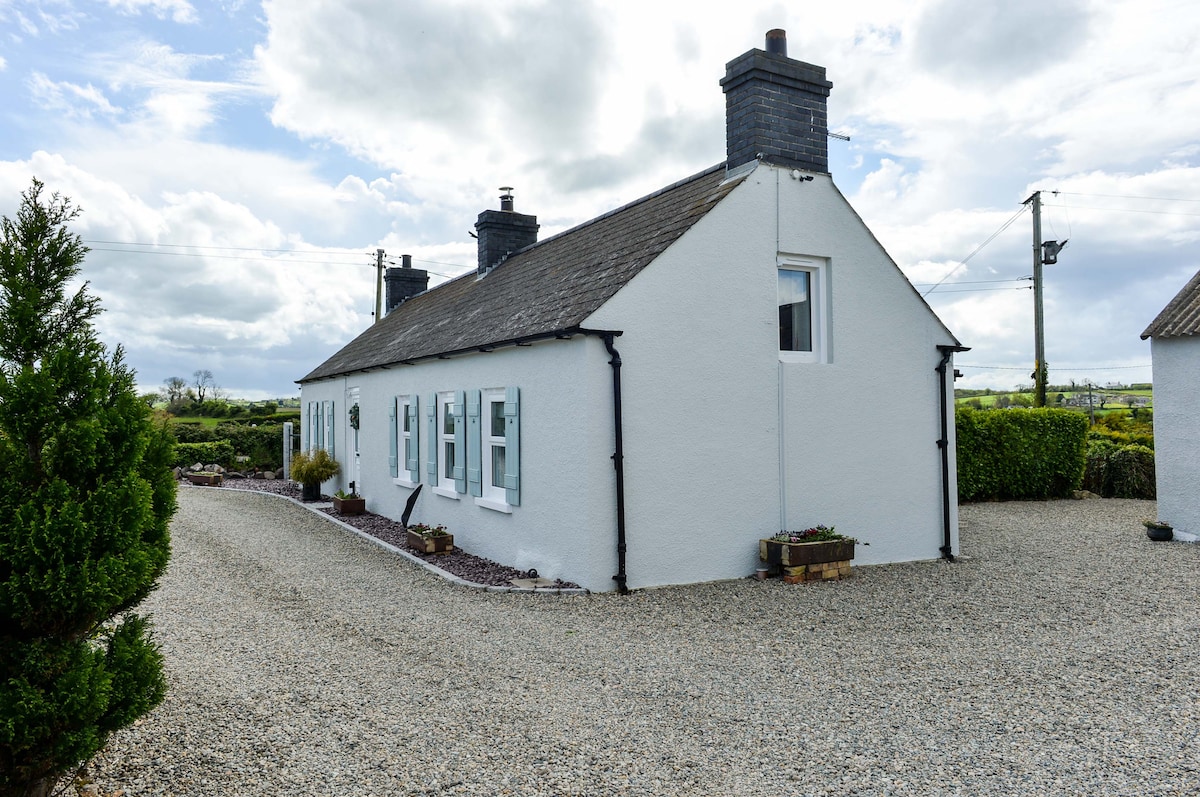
[168,421,289,469]
[173,440,235,469]
[1083,440,1156,499]
[956,407,1088,501]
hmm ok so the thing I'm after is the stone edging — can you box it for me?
[214,486,591,596]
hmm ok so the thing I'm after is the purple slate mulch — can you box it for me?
[204,477,580,589]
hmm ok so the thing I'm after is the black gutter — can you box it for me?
[935,344,971,561]
[298,326,596,384]
[583,329,630,594]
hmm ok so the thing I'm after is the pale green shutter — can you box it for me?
[504,386,520,506]
[406,397,420,482]
[325,400,335,456]
[466,390,482,497]
[452,389,466,493]
[388,398,398,477]
[426,395,438,482]
[306,402,316,451]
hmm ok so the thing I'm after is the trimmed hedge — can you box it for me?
[1083,440,1156,499]
[956,407,1088,501]
[167,421,290,469]
[173,440,235,469]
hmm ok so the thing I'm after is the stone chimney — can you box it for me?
[475,187,539,276]
[719,29,833,174]
[384,254,429,314]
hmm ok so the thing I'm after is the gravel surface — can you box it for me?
[83,490,1200,796]
[213,478,578,588]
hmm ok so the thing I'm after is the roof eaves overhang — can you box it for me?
[296,326,624,385]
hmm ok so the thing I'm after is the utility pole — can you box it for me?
[374,248,384,325]
[1023,191,1068,409]
[1026,191,1047,407]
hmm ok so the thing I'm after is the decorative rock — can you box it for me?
[263,471,277,480]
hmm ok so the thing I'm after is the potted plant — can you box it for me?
[186,471,222,487]
[290,449,340,502]
[1143,518,1173,542]
[760,525,862,583]
[333,487,366,516]
[406,522,454,554]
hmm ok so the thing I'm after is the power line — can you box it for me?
[87,246,375,267]
[1053,191,1200,203]
[1042,202,1200,218]
[921,205,1029,297]
[83,239,369,257]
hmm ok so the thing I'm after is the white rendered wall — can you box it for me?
[1151,337,1200,538]
[302,338,622,592]
[585,163,960,588]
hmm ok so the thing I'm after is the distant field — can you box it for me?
[956,389,1153,411]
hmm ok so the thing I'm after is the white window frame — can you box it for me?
[778,255,828,364]
[434,390,461,499]
[474,387,511,512]
[392,394,418,488]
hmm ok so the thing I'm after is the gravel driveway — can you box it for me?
[85,488,1200,796]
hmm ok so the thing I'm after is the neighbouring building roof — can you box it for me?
[300,164,743,383]
[1141,269,1200,339]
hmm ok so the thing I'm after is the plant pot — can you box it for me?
[760,538,856,567]
[1146,525,1173,542]
[407,529,454,554]
[187,472,222,487]
[333,495,366,516]
[301,481,322,502]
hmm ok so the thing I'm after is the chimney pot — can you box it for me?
[499,186,514,212]
[765,28,787,56]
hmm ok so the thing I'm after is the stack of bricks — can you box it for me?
[782,560,852,584]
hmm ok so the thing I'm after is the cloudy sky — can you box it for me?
[1,0,1197,399]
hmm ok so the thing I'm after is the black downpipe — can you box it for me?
[935,344,969,561]
[599,333,630,594]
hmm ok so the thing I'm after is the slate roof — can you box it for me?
[300,165,743,383]
[1141,268,1200,339]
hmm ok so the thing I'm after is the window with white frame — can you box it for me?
[778,256,828,363]
[434,390,465,496]
[482,388,507,502]
[390,394,419,485]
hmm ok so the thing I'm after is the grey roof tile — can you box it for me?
[300,165,743,382]
[1141,268,1200,339]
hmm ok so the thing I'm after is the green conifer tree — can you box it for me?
[0,179,175,797]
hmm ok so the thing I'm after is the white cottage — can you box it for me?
[1141,269,1200,541]
[298,31,966,592]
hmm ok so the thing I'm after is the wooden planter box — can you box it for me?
[186,472,223,487]
[760,538,855,567]
[333,495,366,516]
[407,530,454,554]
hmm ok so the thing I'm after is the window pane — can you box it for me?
[444,442,455,478]
[403,438,412,464]
[778,269,812,352]
[490,399,505,438]
[443,404,456,435]
[402,408,410,433]
[491,444,506,488]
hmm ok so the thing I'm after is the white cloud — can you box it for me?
[26,72,122,118]
[103,0,198,24]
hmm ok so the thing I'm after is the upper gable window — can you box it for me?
[778,256,828,363]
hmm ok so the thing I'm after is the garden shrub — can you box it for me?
[1083,440,1156,499]
[956,407,1088,501]
[172,440,235,469]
